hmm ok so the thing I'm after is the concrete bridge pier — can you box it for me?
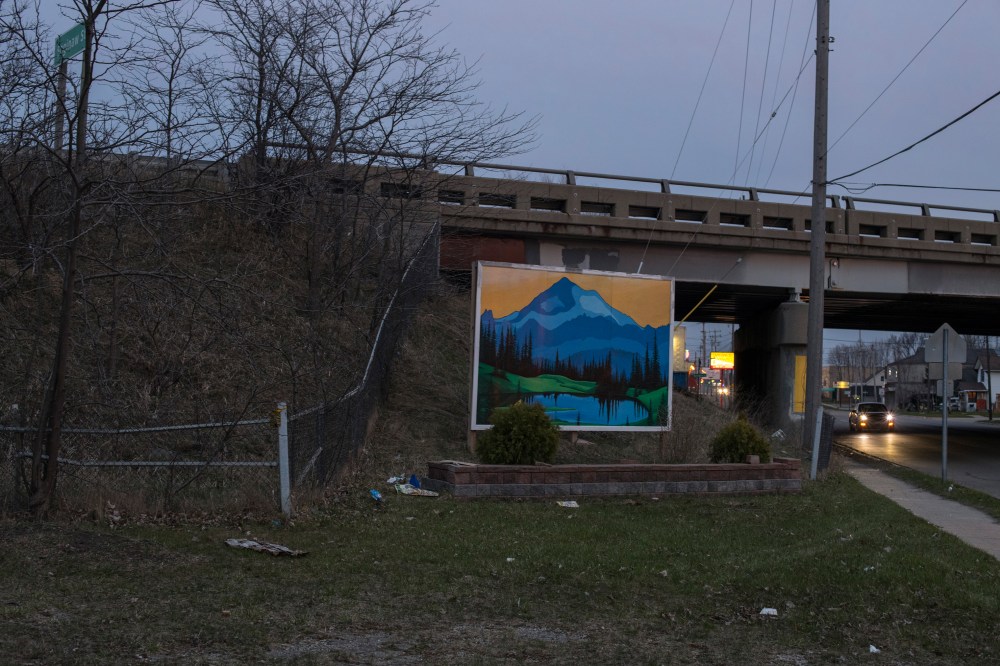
[733,297,809,433]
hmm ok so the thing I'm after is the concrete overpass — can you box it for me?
[424,162,999,335]
[375,159,1000,426]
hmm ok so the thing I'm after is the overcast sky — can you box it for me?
[425,0,1000,214]
[41,1,994,352]
[425,0,998,353]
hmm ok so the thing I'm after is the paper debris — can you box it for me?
[225,538,306,557]
[759,607,778,617]
[556,500,579,508]
[394,483,439,497]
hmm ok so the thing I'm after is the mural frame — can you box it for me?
[471,261,674,432]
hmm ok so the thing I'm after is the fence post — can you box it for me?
[277,401,291,517]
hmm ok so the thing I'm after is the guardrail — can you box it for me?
[91,149,1000,253]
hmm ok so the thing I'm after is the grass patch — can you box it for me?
[4,284,1000,662]
[3,472,1000,663]
[838,445,1000,523]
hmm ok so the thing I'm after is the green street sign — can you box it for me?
[54,23,85,65]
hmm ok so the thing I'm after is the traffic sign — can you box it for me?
[924,323,965,484]
[54,23,85,65]
[925,323,966,364]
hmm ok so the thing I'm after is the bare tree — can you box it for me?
[886,332,925,362]
[195,0,534,396]
[1,0,535,513]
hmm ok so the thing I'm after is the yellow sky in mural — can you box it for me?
[479,264,672,328]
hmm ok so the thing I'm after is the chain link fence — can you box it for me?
[287,222,439,490]
[0,415,277,515]
[0,223,439,516]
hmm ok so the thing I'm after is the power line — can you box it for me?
[670,0,737,180]
[790,1,968,203]
[756,0,796,186]
[735,0,754,178]
[747,0,778,182]
[764,0,815,187]
[827,0,969,157]
[830,181,1000,195]
[658,50,815,275]
[829,87,1000,183]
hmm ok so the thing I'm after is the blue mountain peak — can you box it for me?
[497,276,640,330]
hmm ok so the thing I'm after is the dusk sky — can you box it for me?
[426,0,996,352]
[425,1,999,213]
[40,1,994,352]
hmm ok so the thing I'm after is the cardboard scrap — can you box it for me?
[225,538,306,557]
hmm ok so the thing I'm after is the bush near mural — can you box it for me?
[472,262,674,431]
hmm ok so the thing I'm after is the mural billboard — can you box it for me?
[472,262,674,432]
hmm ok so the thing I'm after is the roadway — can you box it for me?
[831,409,1000,498]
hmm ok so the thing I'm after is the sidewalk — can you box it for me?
[845,461,1000,560]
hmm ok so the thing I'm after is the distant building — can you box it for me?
[886,350,931,411]
[888,346,998,411]
[973,351,1000,412]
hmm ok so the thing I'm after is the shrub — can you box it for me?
[477,401,559,465]
[709,415,771,463]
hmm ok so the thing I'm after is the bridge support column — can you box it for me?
[733,299,808,433]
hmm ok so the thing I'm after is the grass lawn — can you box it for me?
[5,288,998,664]
[3,469,1000,664]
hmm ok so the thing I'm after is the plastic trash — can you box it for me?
[394,483,439,497]
[869,645,880,654]
[387,476,404,485]
[556,500,579,508]
[370,489,383,503]
[409,474,421,488]
[759,608,778,617]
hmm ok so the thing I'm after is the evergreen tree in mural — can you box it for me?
[479,277,670,393]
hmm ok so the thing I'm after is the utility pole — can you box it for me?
[805,0,830,465]
[701,323,707,370]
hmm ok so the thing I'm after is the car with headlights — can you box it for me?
[849,402,895,432]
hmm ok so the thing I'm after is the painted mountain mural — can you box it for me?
[476,273,672,429]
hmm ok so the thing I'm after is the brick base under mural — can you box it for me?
[424,458,802,498]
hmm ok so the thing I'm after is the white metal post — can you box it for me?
[277,401,291,517]
[941,331,949,483]
[810,406,824,481]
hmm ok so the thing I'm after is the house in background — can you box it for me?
[887,346,998,412]
[886,350,932,411]
[973,351,1000,412]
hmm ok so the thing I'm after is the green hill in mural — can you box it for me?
[477,363,666,427]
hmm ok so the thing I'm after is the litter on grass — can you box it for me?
[759,607,778,617]
[395,483,439,497]
[370,489,383,503]
[225,538,306,557]
[556,500,579,508]
[869,645,880,654]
